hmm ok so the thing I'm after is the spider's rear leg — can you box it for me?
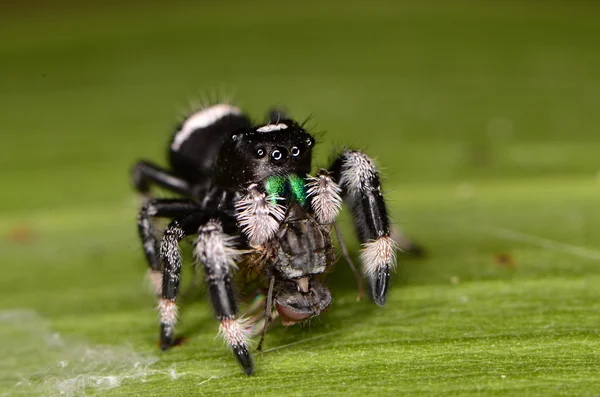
[131,160,193,198]
[195,218,254,375]
[137,198,197,294]
[158,213,207,350]
[329,150,398,306]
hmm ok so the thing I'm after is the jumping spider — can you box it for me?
[132,104,398,375]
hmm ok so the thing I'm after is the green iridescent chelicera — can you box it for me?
[264,174,307,205]
[264,175,286,200]
[287,174,306,205]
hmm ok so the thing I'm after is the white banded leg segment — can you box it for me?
[219,318,251,349]
[219,318,254,375]
[337,150,379,196]
[158,298,179,334]
[195,219,242,319]
[195,219,243,271]
[306,170,342,224]
[360,235,398,277]
[195,218,254,374]
[235,183,285,244]
[160,224,185,301]
[159,217,197,350]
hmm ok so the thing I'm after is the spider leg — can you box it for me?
[195,218,254,375]
[328,150,397,306]
[131,160,192,196]
[137,198,197,294]
[158,213,205,350]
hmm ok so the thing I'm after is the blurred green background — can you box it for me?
[1,1,599,396]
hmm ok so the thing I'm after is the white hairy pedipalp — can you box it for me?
[306,172,342,224]
[235,184,285,244]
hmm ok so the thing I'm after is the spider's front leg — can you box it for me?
[195,218,253,375]
[329,150,397,306]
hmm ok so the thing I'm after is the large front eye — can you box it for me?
[291,146,301,157]
[255,147,266,158]
[270,147,288,164]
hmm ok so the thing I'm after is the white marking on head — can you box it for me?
[158,299,178,327]
[219,318,250,348]
[195,219,243,271]
[306,172,342,224]
[256,123,288,133]
[235,184,285,244]
[338,151,378,195]
[171,104,243,151]
[360,236,397,277]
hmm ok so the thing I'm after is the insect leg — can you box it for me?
[334,222,365,301]
[195,218,253,375]
[328,150,397,306]
[257,276,275,351]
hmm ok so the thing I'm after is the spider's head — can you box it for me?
[274,277,332,325]
[215,120,315,188]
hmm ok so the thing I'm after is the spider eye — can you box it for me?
[306,138,314,147]
[255,147,266,158]
[270,147,288,163]
[291,146,301,157]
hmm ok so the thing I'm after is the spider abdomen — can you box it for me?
[169,104,252,184]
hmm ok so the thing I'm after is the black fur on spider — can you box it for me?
[132,104,398,375]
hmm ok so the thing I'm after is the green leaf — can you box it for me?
[1,1,599,396]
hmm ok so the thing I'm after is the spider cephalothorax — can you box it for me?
[132,103,399,375]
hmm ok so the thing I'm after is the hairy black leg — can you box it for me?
[195,218,253,375]
[158,213,205,350]
[132,160,192,196]
[329,150,397,306]
[137,199,197,294]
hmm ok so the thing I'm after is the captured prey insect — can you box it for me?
[131,103,398,375]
